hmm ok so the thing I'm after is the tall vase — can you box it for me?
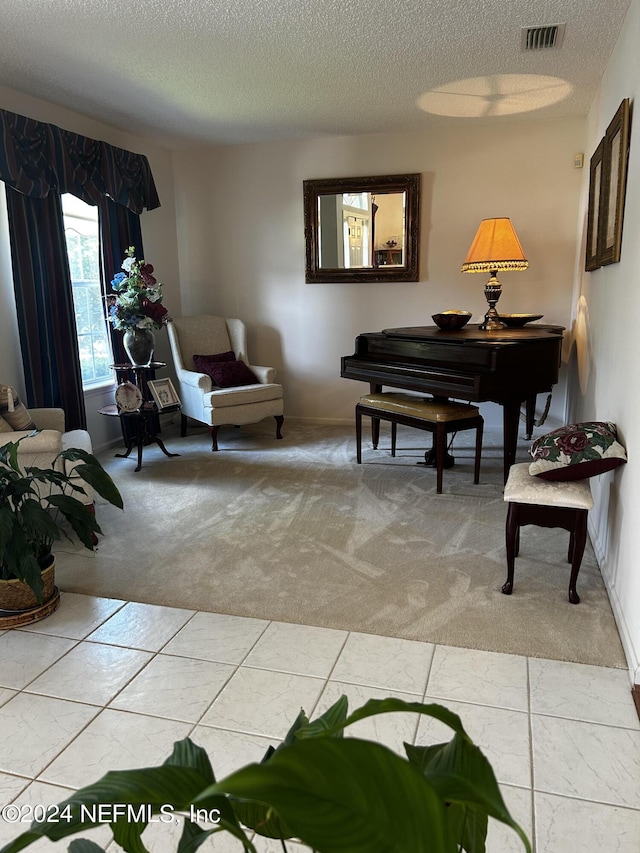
[123,328,155,367]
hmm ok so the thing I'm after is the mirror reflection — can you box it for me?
[304,174,420,283]
[318,191,406,270]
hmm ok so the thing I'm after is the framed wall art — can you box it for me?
[585,98,631,271]
[585,138,605,272]
[600,98,631,266]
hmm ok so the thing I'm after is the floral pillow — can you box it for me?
[529,422,627,481]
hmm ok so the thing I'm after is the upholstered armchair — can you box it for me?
[0,407,95,508]
[167,315,284,451]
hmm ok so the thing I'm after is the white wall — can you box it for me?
[566,0,640,684]
[0,85,181,450]
[172,117,585,430]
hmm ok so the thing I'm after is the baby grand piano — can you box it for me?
[341,324,564,481]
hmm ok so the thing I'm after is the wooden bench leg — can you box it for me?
[502,501,519,595]
[502,502,587,604]
[568,509,588,604]
[391,422,397,457]
[355,406,362,463]
[435,423,446,494]
[371,416,380,449]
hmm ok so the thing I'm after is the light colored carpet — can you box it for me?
[55,419,626,668]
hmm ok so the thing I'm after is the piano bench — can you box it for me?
[502,463,594,604]
[355,393,483,494]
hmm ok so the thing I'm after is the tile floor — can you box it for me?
[1,592,639,852]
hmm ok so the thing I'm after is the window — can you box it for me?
[62,195,113,387]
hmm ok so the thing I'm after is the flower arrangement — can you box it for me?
[107,247,171,331]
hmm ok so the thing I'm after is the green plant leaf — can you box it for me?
[20,498,62,542]
[229,711,308,839]
[110,817,150,853]
[163,738,215,783]
[205,737,456,853]
[0,766,212,853]
[279,708,310,749]
[59,448,124,509]
[443,802,488,853]
[67,840,106,853]
[296,694,348,739]
[45,494,103,549]
[406,738,531,852]
[175,820,252,853]
[230,798,293,840]
[298,697,472,743]
[16,552,44,602]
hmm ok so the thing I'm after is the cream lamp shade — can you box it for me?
[462,217,528,330]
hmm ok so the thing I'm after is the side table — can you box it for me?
[99,403,180,472]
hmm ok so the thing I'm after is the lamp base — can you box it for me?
[479,309,506,331]
[479,275,505,331]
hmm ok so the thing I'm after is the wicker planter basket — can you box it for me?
[0,557,57,621]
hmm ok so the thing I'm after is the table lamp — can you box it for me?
[461,217,528,330]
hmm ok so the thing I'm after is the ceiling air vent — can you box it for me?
[521,23,566,51]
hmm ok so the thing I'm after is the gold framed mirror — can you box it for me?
[303,174,421,283]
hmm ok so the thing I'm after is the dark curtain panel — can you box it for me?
[99,196,144,365]
[0,107,160,432]
[5,188,87,429]
[0,109,160,211]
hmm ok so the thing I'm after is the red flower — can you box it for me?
[140,298,170,324]
[556,432,590,455]
[139,263,157,286]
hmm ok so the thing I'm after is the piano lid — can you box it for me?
[381,324,564,344]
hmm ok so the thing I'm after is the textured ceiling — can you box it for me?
[0,0,631,148]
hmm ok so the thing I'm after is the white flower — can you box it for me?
[145,288,162,303]
[122,257,135,272]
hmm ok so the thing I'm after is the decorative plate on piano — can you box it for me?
[499,314,544,327]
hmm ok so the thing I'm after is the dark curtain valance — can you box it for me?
[0,109,160,213]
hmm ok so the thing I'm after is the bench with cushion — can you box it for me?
[355,392,483,494]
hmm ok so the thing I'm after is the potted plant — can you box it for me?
[0,437,123,620]
[0,696,530,853]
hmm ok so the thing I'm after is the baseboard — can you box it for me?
[632,685,640,722]
[589,515,639,684]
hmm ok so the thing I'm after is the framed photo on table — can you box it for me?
[148,378,181,410]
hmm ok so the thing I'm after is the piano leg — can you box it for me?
[502,400,522,483]
[525,396,536,440]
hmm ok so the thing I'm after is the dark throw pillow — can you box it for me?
[529,421,627,481]
[196,359,259,388]
[193,351,236,371]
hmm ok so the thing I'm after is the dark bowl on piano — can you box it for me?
[500,313,544,328]
[432,310,472,331]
